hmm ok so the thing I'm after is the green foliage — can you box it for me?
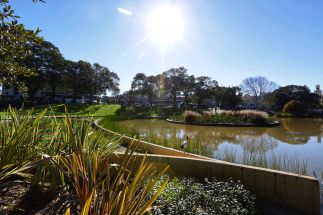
[213,86,242,109]
[282,100,307,116]
[151,177,256,215]
[0,108,47,184]
[265,85,320,111]
[0,104,121,116]
[113,105,183,120]
[0,0,43,87]
[182,110,269,124]
[0,107,169,214]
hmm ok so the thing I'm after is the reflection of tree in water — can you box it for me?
[236,135,279,153]
[268,118,323,144]
[119,118,323,159]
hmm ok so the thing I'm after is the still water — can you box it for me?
[118,118,323,177]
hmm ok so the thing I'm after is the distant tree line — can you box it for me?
[0,1,120,103]
[125,67,242,109]
[240,76,321,113]
[22,40,120,102]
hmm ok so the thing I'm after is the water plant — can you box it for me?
[181,109,270,124]
[216,147,308,175]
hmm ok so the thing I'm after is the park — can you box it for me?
[1,0,323,214]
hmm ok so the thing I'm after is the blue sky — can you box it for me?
[11,0,323,93]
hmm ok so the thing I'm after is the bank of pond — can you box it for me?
[100,116,323,180]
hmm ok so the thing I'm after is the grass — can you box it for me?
[0,104,121,117]
[216,147,308,175]
[180,109,271,124]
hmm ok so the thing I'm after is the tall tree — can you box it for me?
[92,63,120,99]
[131,73,158,104]
[131,73,147,95]
[213,86,242,109]
[182,74,195,108]
[194,76,218,108]
[240,76,278,108]
[163,67,187,108]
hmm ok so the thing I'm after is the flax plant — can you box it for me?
[57,112,168,214]
[0,107,47,185]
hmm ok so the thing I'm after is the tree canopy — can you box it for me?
[265,85,321,111]
[0,0,43,87]
[240,76,278,108]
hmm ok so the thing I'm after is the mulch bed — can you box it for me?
[0,181,78,215]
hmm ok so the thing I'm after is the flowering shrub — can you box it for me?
[183,110,201,122]
[184,109,269,124]
[238,110,268,123]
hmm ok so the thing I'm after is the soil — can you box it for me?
[1,181,322,215]
[0,181,78,215]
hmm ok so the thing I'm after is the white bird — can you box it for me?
[181,136,189,150]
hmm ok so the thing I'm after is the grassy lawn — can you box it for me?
[0,104,121,117]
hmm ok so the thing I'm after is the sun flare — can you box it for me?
[147,5,185,47]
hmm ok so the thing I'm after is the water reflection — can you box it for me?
[120,118,323,147]
[118,118,323,175]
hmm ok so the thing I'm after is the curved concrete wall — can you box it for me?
[95,120,320,215]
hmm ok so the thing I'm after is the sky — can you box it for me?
[10,0,323,93]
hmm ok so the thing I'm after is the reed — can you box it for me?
[216,147,308,175]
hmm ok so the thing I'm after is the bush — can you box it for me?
[183,110,201,122]
[184,109,269,124]
[282,100,307,116]
[151,177,256,215]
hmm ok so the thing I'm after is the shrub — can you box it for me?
[238,110,268,123]
[282,100,307,116]
[183,110,201,122]
[151,177,256,215]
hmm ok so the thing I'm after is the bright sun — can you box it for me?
[147,5,185,47]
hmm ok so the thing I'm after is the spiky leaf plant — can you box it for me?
[0,107,48,186]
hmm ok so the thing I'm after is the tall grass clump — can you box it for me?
[216,147,308,175]
[0,107,169,214]
[0,107,49,186]
[181,109,270,124]
[183,110,201,122]
[55,115,169,214]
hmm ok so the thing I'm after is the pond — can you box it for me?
[117,118,323,178]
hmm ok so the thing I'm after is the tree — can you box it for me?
[194,76,218,108]
[213,86,242,109]
[0,0,43,87]
[265,85,320,111]
[131,73,158,105]
[131,73,147,94]
[182,75,195,108]
[92,63,120,98]
[240,76,278,108]
[163,67,187,108]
